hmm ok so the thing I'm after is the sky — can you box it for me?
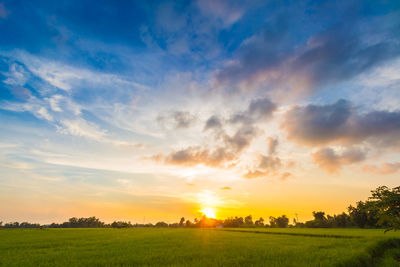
[0,0,400,224]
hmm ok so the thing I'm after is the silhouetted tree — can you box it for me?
[269,215,289,228]
[306,211,328,228]
[111,221,132,228]
[155,221,168,227]
[179,217,185,226]
[244,215,253,226]
[223,217,244,227]
[276,215,289,228]
[255,217,264,226]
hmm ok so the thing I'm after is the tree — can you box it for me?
[276,215,289,228]
[348,201,379,228]
[111,221,132,228]
[223,217,244,227]
[270,215,289,228]
[155,221,168,227]
[305,211,328,228]
[269,216,277,227]
[255,217,264,226]
[369,186,400,232]
[331,213,352,227]
[244,215,253,225]
[179,217,185,226]
[313,211,326,221]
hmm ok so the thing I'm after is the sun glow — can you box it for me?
[200,207,216,218]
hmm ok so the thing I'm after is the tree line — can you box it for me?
[1,186,398,231]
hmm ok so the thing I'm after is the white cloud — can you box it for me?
[47,95,63,112]
[57,119,107,142]
[37,107,53,121]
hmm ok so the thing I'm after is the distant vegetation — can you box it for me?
[1,186,399,231]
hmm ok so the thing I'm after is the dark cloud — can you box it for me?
[229,97,277,124]
[214,11,400,95]
[204,115,222,130]
[215,15,289,88]
[161,146,236,168]
[282,99,400,148]
[282,99,353,145]
[223,125,258,152]
[289,22,400,91]
[248,97,277,120]
[172,111,195,128]
[312,147,366,173]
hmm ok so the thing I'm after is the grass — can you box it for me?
[0,228,399,266]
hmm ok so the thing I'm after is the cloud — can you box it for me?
[7,52,148,98]
[215,15,289,90]
[56,119,107,142]
[282,99,400,148]
[279,172,292,181]
[196,0,246,27]
[267,137,278,155]
[46,95,63,112]
[204,115,222,131]
[220,186,231,190]
[162,146,236,168]
[362,162,400,175]
[229,97,277,125]
[157,111,196,129]
[0,96,55,122]
[213,12,400,95]
[36,107,53,121]
[312,147,366,173]
[153,117,261,168]
[153,97,276,171]
[243,154,283,179]
[258,155,282,171]
[223,125,258,152]
[243,170,269,179]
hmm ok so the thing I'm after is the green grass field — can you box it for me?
[1,228,399,266]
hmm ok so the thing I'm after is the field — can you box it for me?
[1,228,400,266]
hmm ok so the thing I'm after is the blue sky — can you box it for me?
[1,0,400,223]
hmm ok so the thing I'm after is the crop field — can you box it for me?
[1,228,400,266]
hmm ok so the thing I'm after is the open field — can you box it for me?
[1,228,399,266]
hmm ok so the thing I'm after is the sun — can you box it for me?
[200,207,216,218]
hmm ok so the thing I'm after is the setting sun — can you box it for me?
[200,208,216,218]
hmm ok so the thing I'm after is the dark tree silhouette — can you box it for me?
[155,221,168,227]
[179,217,185,226]
[244,215,253,226]
[255,217,264,226]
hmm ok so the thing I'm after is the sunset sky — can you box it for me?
[0,0,400,224]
